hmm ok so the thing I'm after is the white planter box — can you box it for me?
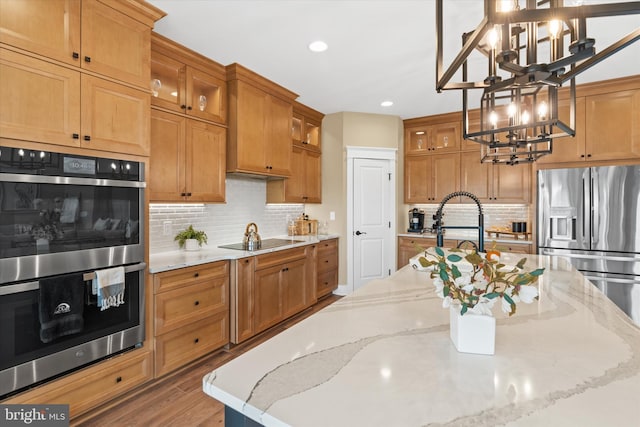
[449,306,496,355]
[184,239,200,251]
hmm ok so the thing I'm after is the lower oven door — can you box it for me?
[0,262,145,398]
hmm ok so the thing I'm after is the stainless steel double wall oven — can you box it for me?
[0,146,146,398]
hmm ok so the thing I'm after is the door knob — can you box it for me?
[355,230,367,236]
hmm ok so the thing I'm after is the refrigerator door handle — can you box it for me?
[592,170,599,245]
[583,275,640,285]
[539,249,640,263]
[582,173,589,247]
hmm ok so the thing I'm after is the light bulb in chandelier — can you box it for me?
[548,20,562,39]
[487,27,499,49]
[498,0,516,12]
[489,111,498,129]
[538,101,548,120]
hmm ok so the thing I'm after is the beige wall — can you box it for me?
[306,112,403,288]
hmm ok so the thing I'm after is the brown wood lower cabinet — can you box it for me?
[152,261,229,377]
[316,238,339,298]
[493,241,533,254]
[397,236,436,268]
[3,349,153,420]
[230,245,320,344]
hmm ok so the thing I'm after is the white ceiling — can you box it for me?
[147,0,640,119]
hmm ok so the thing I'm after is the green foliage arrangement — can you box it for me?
[418,247,545,317]
[174,225,208,248]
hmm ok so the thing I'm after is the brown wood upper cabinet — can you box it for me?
[267,146,321,203]
[460,151,531,204]
[0,0,163,89]
[149,109,226,203]
[292,102,322,151]
[405,119,461,155]
[404,153,460,203]
[538,76,640,165]
[226,63,297,177]
[150,32,227,125]
[0,48,150,155]
[267,101,324,204]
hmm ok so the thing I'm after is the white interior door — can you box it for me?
[353,158,392,290]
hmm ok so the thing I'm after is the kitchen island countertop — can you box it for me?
[202,253,640,426]
[149,234,339,273]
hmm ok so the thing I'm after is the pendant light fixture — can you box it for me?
[436,0,640,165]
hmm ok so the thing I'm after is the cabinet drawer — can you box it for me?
[317,251,338,274]
[155,277,228,335]
[317,238,338,254]
[154,261,228,293]
[499,242,533,254]
[255,246,306,270]
[155,311,228,377]
[6,350,152,419]
[317,269,338,298]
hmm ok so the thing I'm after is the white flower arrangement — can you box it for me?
[418,247,544,316]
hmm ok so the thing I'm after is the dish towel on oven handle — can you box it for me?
[92,267,125,311]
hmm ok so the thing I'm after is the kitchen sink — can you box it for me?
[218,238,305,251]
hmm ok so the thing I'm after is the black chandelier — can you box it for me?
[436,0,640,165]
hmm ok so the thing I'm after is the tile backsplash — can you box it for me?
[149,176,304,254]
[150,176,530,254]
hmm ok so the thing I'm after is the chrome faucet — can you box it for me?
[433,191,485,252]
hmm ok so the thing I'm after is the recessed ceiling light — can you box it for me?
[381,101,393,107]
[308,40,328,52]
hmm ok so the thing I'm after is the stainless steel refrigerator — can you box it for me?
[537,165,640,326]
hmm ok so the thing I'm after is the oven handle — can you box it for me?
[0,173,145,188]
[82,262,146,281]
[0,263,146,295]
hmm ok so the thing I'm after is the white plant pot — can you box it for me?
[184,239,200,251]
[449,305,496,355]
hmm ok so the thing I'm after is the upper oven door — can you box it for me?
[0,148,145,284]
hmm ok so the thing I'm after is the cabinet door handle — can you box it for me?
[186,192,192,196]
[187,106,192,110]
[194,272,199,278]
[181,105,187,110]
[115,376,122,383]
[83,135,91,141]
[194,338,199,344]
[72,133,79,139]
[72,52,79,59]
[84,56,91,63]
[194,300,199,306]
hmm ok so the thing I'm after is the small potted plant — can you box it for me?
[174,225,208,251]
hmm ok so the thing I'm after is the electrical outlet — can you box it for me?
[163,221,172,236]
[330,211,336,221]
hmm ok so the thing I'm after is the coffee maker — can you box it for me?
[407,208,425,233]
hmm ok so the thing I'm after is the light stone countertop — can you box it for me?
[149,234,340,274]
[202,253,640,427]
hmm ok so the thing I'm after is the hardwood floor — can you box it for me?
[75,294,341,427]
